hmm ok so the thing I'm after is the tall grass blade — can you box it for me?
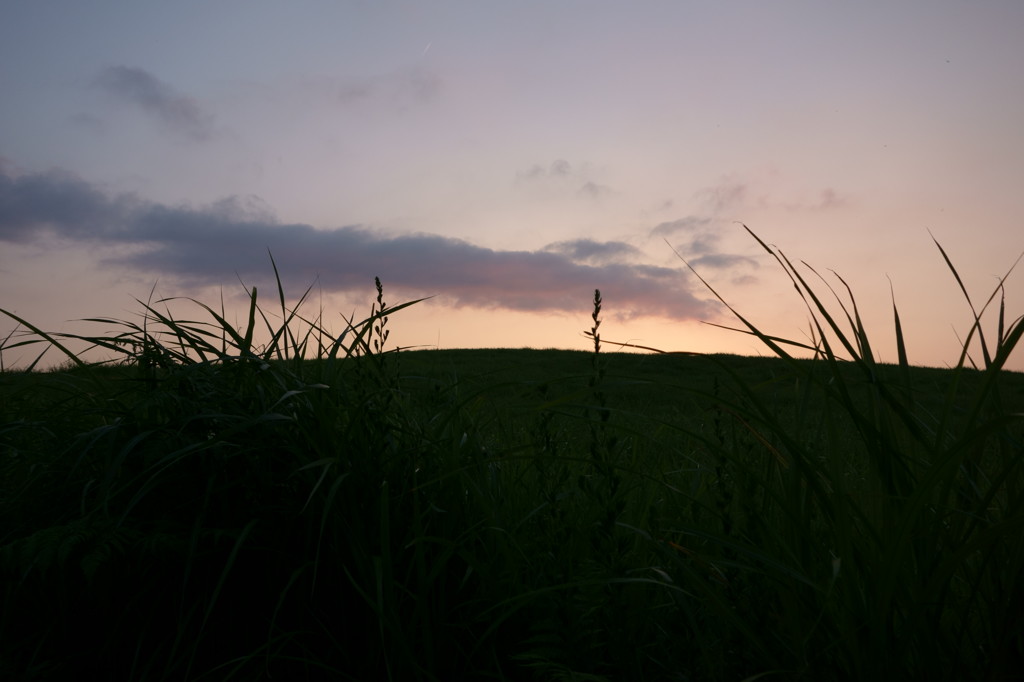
[0,308,85,368]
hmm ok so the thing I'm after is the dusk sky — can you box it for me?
[2,1,1023,370]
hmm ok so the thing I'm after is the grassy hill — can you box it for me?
[3,343,1022,681]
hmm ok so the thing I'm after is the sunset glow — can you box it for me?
[2,1,1022,370]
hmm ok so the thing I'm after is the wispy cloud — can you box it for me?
[695,180,747,213]
[650,216,711,237]
[0,165,714,321]
[544,239,642,264]
[647,179,759,273]
[578,181,613,200]
[695,174,849,214]
[515,159,615,200]
[689,253,758,269]
[94,66,215,141]
[656,221,758,271]
[516,159,574,183]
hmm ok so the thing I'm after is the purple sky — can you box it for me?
[2,1,1023,370]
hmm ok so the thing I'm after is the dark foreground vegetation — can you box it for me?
[2,233,1024,680]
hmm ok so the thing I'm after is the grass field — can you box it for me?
[2,234,1023,680]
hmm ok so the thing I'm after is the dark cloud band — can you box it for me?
[0,165,715,321]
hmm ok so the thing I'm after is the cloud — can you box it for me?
[695,180,747,213]
[544,239,642,264]
[648,209,757,275]
[686,233,722,256]
[650,217,721,255]
[550,159,572,177]
[655,219,757,273]
[645,176,763,274]
[516,159,573,183]
[0,165,714,322]
[94,66,215,141]
[646,175,841,280]
[699,174,848,214]
[654,220,751,267]
[689,253,758,269]
[650,216,711,237]
[515,159,616,200]
[578,181,613,199]
[0,166,132,242]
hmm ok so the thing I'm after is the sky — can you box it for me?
[2,0,1023,371]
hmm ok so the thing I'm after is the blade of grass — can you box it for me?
[0,308,85,368]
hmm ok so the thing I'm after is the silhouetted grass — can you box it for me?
[1,232,1022,680]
